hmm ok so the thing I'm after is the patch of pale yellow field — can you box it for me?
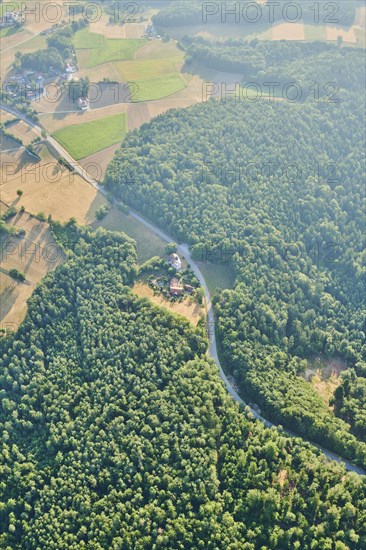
[134,39,182,60]
[0,212,64,329]
[125,23,147,39]
[90,19,126,39]
[147,96,200,119]
[5,120,39,146]
[0,142,108,224]
[0,29,32,53]
[89,16,146,39]
[16,0,66,35]
[127,103,151,130]
[0,47,20,79]
[78,60,121,82]
[326,26,357,44]
[272,22,305,41]
[133,282,204,326]
[0,111,15,124]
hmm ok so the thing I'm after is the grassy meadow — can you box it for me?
[52,113,127,160]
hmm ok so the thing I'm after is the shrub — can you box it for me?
[8,268,26,282]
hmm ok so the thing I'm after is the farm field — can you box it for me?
[90,18,146,39]
[52,113,127,160]
[113,55,184,82]
[74,27,146,68]
[133,73,187,102]
[132,282,204,326]
[93,206,167,263]
[38,102,128,133]
[74,28,188,102]
[135,39,184,60]
[112,52,187,101]
[79,143,121,182]
[0,142,107,224]
[3,118,40,146]
[16,33,47,51]
[0,212,64,329]
[246,21,364,46]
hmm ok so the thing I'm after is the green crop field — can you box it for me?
[74,28,146,68]
[87,38,146,68]
[114,56,183,81]
[73,27,104,49]
[52,113,127,160]
[133,74,187,101]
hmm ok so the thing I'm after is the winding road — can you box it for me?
[1,103,365,476]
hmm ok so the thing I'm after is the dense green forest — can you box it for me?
[105,42,366,467]
[182,38,365,94]
[1,222,366,548]
[153,0,358,28]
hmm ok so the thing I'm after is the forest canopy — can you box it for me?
[1,223,366,548]
[105,42,366,467]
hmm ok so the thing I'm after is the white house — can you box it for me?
[168,253,182,271]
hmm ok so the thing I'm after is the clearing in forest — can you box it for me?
[133,282,204,326]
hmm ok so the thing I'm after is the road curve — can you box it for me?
[1,104,364,476]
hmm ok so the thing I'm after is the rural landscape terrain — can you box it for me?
[1,0,366,548]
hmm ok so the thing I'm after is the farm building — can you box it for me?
[169,278,183,296]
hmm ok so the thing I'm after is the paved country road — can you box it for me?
[1,104,364,476]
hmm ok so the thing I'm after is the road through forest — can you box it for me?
[1,104,364,475]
